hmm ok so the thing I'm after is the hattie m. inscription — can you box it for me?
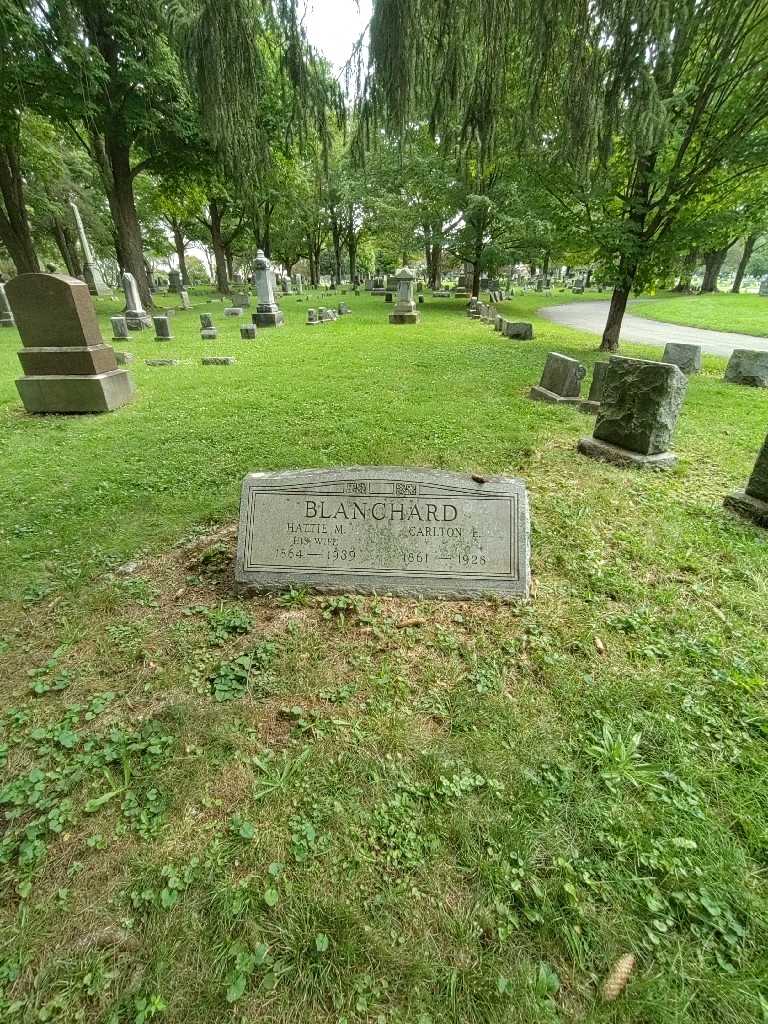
[236,468,530,598]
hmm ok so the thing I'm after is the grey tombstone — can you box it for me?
[122,272,152,329]
[240,324,257,340]
[306,308,320,326]
[759,276,768,297]
[201,328,217,340]
[145,358,178,367]
[8,273,134,413]
[179,290,192,310]
[235,467,530,599]
[292,273,303,294]
[252,250,284,327]
[724,433,768,527]
[153,316,173,341]
[114,351,134,365]
[111,315,129,340]
[0,282,15,327]
[231,292,250,308]
[200,313,214,330]
[662,342,701,375]
[580,362,609,414]
[224,307,243,317]
[578,356,687,469]
[385,291,393,303]
[724,349,768,387]
[202,355,236,365]
[503,321,534,340]
[530,352,586,404]
[494,315,503,332]
[69,200,111,297]
[167,269,182,293]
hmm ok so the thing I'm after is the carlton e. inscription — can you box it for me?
[235,468,530,598]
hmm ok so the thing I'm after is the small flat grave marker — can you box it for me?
[236,467,530,598]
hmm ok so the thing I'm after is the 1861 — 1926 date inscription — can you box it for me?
[235,467,530,598]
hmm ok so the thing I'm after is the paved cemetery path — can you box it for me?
[540,300,768,357]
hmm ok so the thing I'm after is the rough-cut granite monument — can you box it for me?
[252,250,284,327]
[0,282,15,327]
[662,342,701,375]
[530,352,586,404]
[389,267,419,324]
[724,433,768,527]
[122,272,152,329]
[724,349,768,387]
[69,200,111,297]
[578,356,687,469]
[236,467,530,598]
[8,273,134,413]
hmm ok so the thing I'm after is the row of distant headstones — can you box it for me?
[468,306,768,525]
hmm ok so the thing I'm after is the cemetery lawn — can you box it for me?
[629,291,768,336]
[2,290,768,1024]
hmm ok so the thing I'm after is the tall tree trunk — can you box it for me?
[208,199,229,294]
[731,234,758,294]
[348,233,357,284]
[0,137,40,274]
[600,256,637,351]
[172,224,189,284]
[309,239,321,285]
[429,223,442,288]
[98,131,153,307]
[701,247,728,293]
[51,217,82,277]
[600,153,656,351]
[262,202,273,258]
[585,267,593,287]
[600,283,632,352]
[673,251,697,292]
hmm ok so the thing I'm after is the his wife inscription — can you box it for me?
[236,467,530,598]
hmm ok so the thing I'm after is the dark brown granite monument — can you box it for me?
[8,273,134,414]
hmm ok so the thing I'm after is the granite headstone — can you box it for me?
[236,467,530,598]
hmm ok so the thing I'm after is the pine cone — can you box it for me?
[601,953,636,1001]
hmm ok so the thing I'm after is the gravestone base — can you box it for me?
[529,385,582,406]
[389,311,419,324]
[723,491,768,528]
[202,356,236,365]
[577,436,677,470]
[16,369,134,414]
[1,315,15,328]
[579,399,601,415]
[17,345,118,376]
[252,306,284,328]
[126,311,152,330]
[201,328,217,340]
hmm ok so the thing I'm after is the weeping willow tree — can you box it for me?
[359,0,768,349]
[169,0,344,201]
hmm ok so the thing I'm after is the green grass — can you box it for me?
[630,291,768,336]
[1,288,767,1023]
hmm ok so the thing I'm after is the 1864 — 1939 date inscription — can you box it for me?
[235,467,530,598]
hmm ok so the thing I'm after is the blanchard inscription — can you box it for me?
[235,467,530,598]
